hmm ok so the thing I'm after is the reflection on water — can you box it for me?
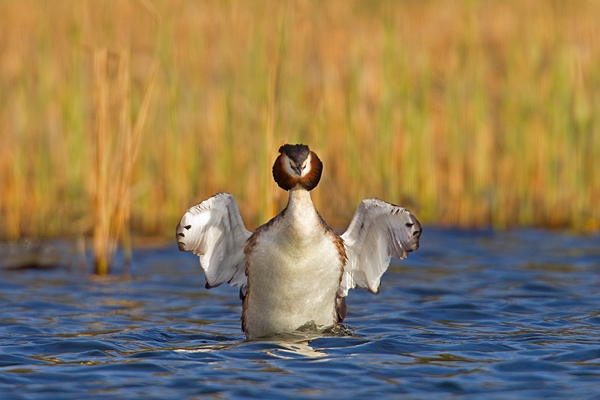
[1,229,600,398]
[176,338,330,360]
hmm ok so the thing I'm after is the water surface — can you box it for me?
[1,229,600,399]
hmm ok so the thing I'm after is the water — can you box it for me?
[1,229,600,399]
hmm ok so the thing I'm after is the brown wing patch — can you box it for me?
[315,209,348,323]
[316,210,347,269]
[332,233,347,271]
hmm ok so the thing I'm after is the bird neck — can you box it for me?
[285,186,319,231]
[287,185,314,210]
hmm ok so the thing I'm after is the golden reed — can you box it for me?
[0,0,599,256]
[90,48,157,273]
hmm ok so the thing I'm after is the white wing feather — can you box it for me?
[339,198,422,296]
[176,193,251,290]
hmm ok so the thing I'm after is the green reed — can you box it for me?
[1,0,599,244]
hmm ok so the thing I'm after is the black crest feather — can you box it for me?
[278,144,310,164]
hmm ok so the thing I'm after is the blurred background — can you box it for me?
[1,0,599,243]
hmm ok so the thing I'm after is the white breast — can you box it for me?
[243,189,344,339]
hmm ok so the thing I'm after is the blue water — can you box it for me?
[1,229,600,399]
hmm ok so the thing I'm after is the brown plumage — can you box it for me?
[272,144,323,191]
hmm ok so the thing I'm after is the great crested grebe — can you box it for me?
[176,144,421,340]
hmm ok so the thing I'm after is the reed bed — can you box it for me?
[1,0,599,244]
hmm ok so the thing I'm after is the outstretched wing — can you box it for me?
[339,198,422,297]
[176,193,251,290]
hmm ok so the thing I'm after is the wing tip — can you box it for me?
[205,280,221,289]
[370,284,381,295]
[175,220,194,252]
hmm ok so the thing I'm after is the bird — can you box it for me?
[176,144,421,340]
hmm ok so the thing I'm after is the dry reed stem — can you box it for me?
[90,48,156,274]
[109,50,133,268]
[92,48,110,274]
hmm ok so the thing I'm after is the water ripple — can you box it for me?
[1,229,600,398]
